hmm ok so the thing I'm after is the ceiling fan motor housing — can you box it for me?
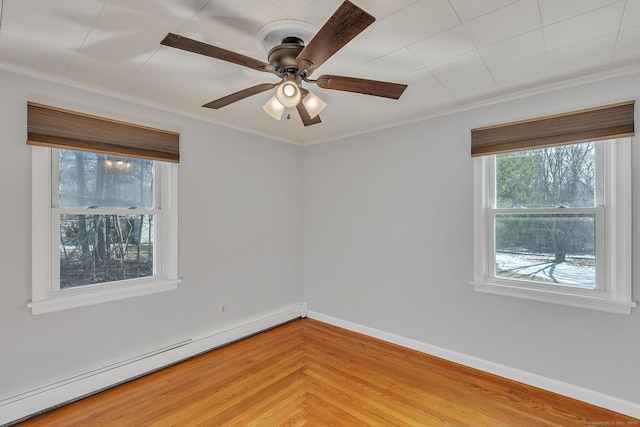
[268,37,305,75]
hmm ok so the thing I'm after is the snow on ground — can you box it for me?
[495,252,595,288]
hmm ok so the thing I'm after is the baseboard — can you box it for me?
[0,302,308,426]
[307,310,640,419]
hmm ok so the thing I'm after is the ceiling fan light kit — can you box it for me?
[275,76,302,108]
[262,94,286,120]
[160,1,407,127]
[301,90,327,119]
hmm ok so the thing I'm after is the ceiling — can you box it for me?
[1,0,639,145]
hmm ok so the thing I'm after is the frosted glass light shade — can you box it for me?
[263,95,285,120]
[276,81,301,108]
[301,91,327,119]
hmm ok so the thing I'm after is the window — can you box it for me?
[472,139,634,314]
[27,103,180,315]
[29,148,179,314]
[493,142,600,288]
[56,150,156,288]
[471,101,635,314]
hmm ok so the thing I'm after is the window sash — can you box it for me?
[486,143,604,291]
[50,149,162,292]
[52,210,160,293]
[51,150,161,210]
[486,142,604,208]
[487,207,605,291]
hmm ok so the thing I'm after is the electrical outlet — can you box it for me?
[219,304,227,314]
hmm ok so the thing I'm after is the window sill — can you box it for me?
[471,280,636,315]
[28,277,181,315]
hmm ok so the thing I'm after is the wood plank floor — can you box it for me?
[17,318,639,426]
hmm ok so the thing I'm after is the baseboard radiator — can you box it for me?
[0,302,308,426]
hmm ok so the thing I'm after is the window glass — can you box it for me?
[58,150,154,209]
[59,214,154,288]
[56,149,156,289]
[495,142,595,208]
[493,142,597,288]
[494,213,595,288]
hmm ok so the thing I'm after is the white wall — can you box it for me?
[303,72,640,405]
[0,68,303,399]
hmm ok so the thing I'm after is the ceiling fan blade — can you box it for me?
[202,83,277,109]
[296,103,322,126]
[296,1,375,73]
[316,75,407,99]
[161,33,275,74]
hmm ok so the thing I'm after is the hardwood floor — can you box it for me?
[18,318,638,426]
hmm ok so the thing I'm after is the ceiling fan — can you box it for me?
[160,0,407,126]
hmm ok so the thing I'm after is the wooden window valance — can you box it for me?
[470,101,635,157]
[27,102,180,163]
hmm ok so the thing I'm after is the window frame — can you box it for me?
[28,147,180,315]
[472,138,635,315]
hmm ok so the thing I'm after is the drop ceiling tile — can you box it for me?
[621,0,640,29]
[64,52,142,89]
[408,25,476,67]
[428,51,487,83]
[377,0,461,46]
[76,33,155,65]
[76,1,193,69]
[318,20,407,73]
[156,44,230,75]
[6,0,106,27]
[448,0,519,22]
[351,0,421,19]
[203,67,271,92]
[119,49,226,102]
[170,72,271,111]
[612,26,640,67]
[0,32,76,75]
[295,0,343,27]
[399,68,459,114]
[181,17,266,55]
[463,0,541,48]
[314,90,410,134]
[345,48,423,81]
[543,1,625,51]
[119,76,185,106]
[479,29,545,69]
[178,20,249,54]
[442,70,500,101]
[1,4,91,50]
[547,34,617,82]
[538,0,622,26]
[200,0,284,23]
[151,0,213,20]
[88,0,193,35]
[188,0,284,50]
[269,0,318,16]
[490,54,550,91]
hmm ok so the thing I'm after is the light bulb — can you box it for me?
[276,81,301,108]
[283,84,295,97]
